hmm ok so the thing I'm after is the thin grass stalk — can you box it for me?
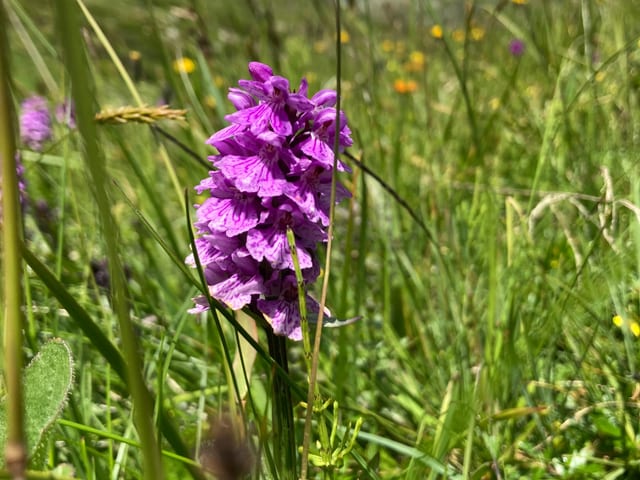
[300,1,344,478]
[0,2,26,477]
[54,2,164,478]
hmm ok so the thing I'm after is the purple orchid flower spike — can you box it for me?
[187,61,354,340]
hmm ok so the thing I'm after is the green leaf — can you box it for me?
[0,339,74,468]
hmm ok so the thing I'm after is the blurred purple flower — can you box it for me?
[0,153,28,220]
[20,96,52,151]
[188,61,353,340]
[55,100,76,129]
[16,155,27,209]
[509,39,525,57]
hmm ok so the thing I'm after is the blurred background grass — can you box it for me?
[4,0,640,478]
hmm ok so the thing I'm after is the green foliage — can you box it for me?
[0,339,74,469]
[3,0,640,478]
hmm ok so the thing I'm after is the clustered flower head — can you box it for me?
[509,38,525,57]
[188,61,352,340]
[20,96,52,152]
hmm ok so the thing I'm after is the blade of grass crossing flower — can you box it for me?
[286,227,312,372]
[187,190,295,477]
[126,184,294,411]
[0,3,27,475]
[182,189,302,394]
[183,190,247,418]
[54,2,164,478]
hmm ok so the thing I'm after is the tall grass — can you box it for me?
[1,0,640,478]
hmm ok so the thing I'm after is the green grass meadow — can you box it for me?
[2,0,640,478]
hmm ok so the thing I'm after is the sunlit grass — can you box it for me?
[2,0,640,478]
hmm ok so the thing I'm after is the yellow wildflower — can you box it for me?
[129,50,141,62]
[173,57,196,74]
[512,0,528,4]
[404,51,426,72]
[613,315,623,327]
[340,31,350,44]
[314,40,329,54]
[382,39,395,52]
[431,24,443,39]
[613,315,640,337]
[409,51,425,65]
[470,27,485,41]
[452,29,465,43]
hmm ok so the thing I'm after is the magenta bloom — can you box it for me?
[509,39,525,57]
[188,61,352,340]
[20,96,52,151]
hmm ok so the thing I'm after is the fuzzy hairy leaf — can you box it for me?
[0,338,74,467]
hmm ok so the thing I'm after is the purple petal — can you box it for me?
[228,88,256,110]
[248,61,273,82]
[311,89,337,108]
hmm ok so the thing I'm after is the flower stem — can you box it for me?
[267,329,297,479]
[0,2,27,477]
[300,2,344,478]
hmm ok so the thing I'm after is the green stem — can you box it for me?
[54,2,164,479]
[0,2,26,477]
[267,330,296,479]
[300,1,343,477]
